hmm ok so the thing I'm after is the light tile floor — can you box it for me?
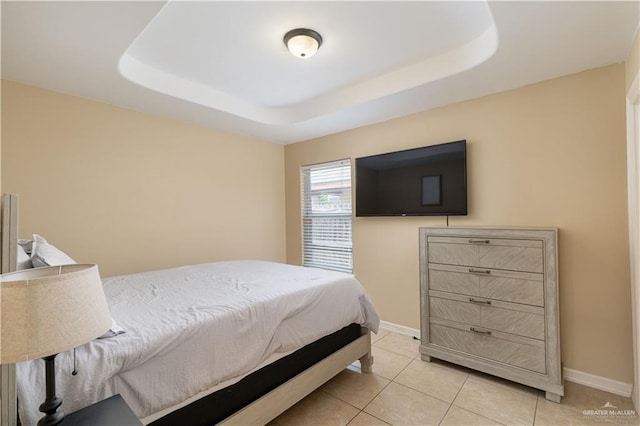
[270,330,640,425]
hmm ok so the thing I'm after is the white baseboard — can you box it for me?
[563,367,633,398]
[379,320,420,338]
[378,320,633,398]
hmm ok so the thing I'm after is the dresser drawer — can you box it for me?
[427,237,543,273]
[429,291,545,340]
[429,319,546,374]
[428,264,544,307]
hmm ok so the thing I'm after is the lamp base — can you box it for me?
[37,354,64,426]
[37,410,63,426]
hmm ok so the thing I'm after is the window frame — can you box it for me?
[300,159,353,273]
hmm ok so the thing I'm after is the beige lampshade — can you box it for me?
[0,264,111,364]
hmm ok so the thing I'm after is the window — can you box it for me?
[301,159,352,273]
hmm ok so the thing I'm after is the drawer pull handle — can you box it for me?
[468,239,490,244]
[470,327,492,335]
[469,268,491,275]
[469,298,492,305]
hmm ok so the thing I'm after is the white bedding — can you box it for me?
[16,260,379,425]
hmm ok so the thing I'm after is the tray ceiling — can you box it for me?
[2,1,639,144]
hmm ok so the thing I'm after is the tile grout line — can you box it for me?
[340,376,393,425]
[437,371,471,425]
[372,333,422,360]
[321,365,396,424]
[391,359,470,407]
[357,342,419,425]
[359,350,414,417]
[444,375,509,426]
[532,392,540,426]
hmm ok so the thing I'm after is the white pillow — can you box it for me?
[18,238,33,255]
[17,244,33,270]
[30,234,76,267]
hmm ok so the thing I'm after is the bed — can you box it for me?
[2,195,380,426]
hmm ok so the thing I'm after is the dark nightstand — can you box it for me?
[63,394,142,425]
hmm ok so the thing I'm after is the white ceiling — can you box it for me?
[2,1,639,144]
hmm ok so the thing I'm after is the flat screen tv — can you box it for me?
[355,140,467,217]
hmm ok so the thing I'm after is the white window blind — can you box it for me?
[301,159,353,273]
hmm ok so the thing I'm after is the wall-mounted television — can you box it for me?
[355,140,467,217]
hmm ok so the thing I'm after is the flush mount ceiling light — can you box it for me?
[283,28,323,58]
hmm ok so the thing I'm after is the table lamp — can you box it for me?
[0,264,111,426]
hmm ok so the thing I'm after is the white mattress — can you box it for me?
[16,260,379,425]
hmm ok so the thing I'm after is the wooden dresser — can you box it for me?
[419,227,563,402]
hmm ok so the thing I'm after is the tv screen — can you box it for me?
[355,140,467,216]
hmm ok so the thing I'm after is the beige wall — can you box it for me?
[285,64,632,383]
[1,80,286,277]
